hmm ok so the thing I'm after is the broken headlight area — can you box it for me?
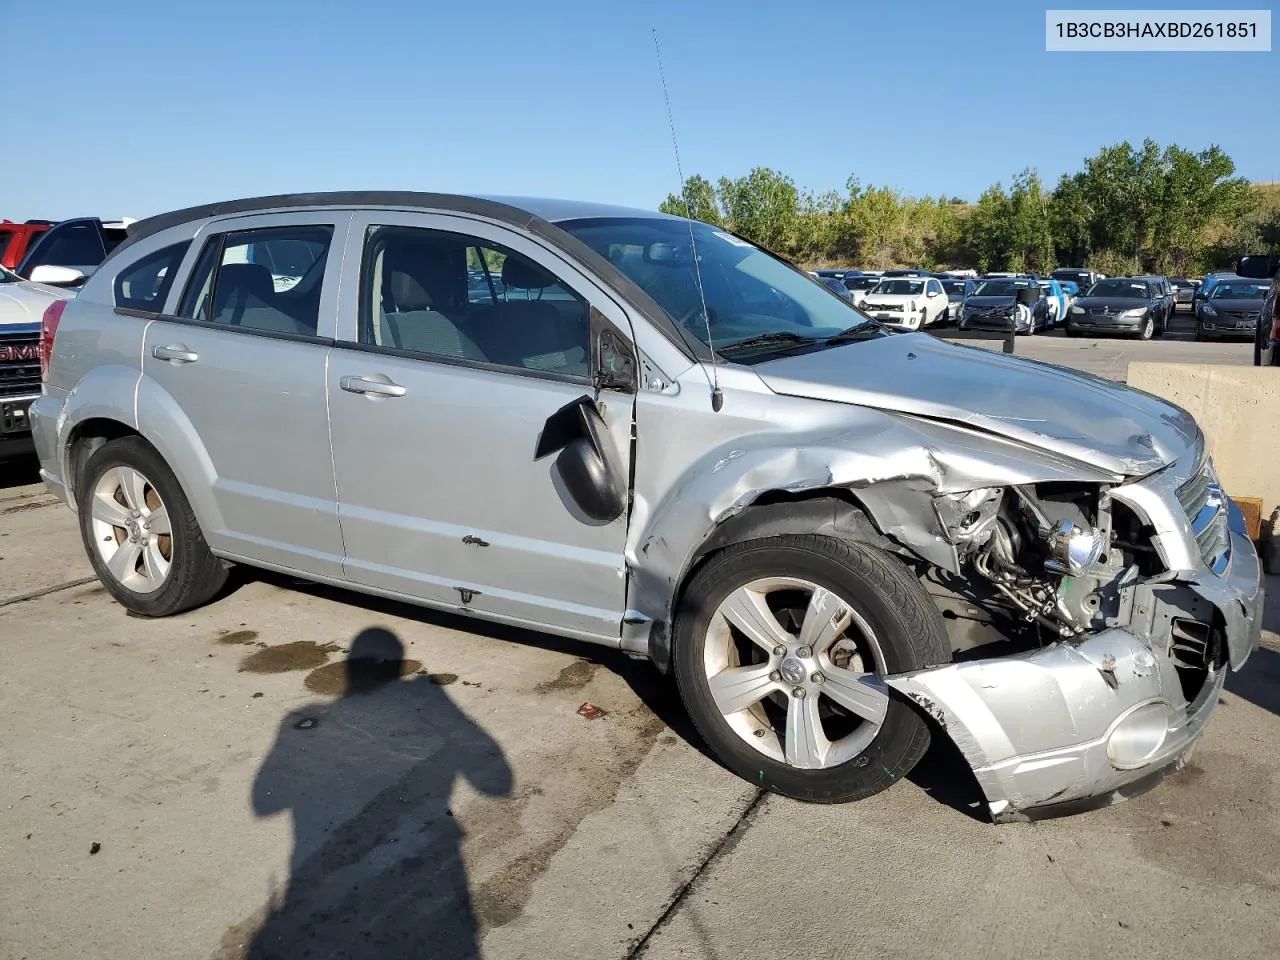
[928,482,1226,704]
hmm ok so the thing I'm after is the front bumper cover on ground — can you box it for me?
[887,528,1262,821]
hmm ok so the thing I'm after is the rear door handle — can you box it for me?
[152,344,199,364]
[340,375,407,398]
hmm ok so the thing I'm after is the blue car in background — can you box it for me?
[1038,278,1069,328]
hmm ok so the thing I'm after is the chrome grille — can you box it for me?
[1177,459,1231,575]
[0,333,41,400]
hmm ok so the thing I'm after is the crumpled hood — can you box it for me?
[0,281,72,327]
[754,333,1200,478]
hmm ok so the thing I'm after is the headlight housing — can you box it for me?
[1044,519,1105,576]
[1201,304,1217,316]
[1121,307,1147,318]
[1070,305,1084,315]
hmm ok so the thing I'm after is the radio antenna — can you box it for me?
[652,26,722,412]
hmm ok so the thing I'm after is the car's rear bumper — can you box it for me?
[888,529,1262,821]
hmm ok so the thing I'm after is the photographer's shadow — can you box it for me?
[244,627,511,960]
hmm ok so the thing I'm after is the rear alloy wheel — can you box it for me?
[674,535,950,803]
[79,437,228,616]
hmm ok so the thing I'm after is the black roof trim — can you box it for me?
[118,191,543,254]
[113,191,705,364]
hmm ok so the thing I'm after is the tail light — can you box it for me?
[40,299,68,381]
[1270,294,1280,344]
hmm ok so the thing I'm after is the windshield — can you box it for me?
[972,280,1029,297]
[558,217,882,355]
[0,264,18,284]
[844,276,879,290]
[870,279,924,296]
[1052,270,1087,283]
[942,280,967,295]
[1211,281,1271,300]
[1086,279,1149,298]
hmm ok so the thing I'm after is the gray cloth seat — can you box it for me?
[213,262,313,335]
[383,309,486,361]
[462,256,589,374]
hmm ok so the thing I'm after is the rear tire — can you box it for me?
[77,436,228,617]
[673,534,951,804]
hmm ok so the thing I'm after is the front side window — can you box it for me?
[359,225,590,378]
[114,242,190,312]
[559,217,882,361]
[177,225,331,336]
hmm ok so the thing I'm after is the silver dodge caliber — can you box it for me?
[30,192,1262,820]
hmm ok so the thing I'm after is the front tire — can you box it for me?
[78,436,228,617]
[673,535,951,803]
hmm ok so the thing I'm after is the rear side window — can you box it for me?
[114,242,190,312]
[177,225,332,336]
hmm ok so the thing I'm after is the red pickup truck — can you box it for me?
[0,220,53,270]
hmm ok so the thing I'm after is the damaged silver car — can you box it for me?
[29,193,1262,821]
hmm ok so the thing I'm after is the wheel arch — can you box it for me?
[638,483,946,673]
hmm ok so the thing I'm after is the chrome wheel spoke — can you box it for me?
[708,663,777,715]
[141,539,171,586]
[719,586,793,654]
[785,693,828,769]
[106,540,142,583]
[117,468,149,512]
[146,505,171,536]
[796,586,850,656]
[91,490,132,528]
[820,668,889,724]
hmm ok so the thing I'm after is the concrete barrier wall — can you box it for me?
[1127,362,1278,514]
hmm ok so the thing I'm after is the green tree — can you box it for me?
[715,167,801,253]
[658,174,722,224]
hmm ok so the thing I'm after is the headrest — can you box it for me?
[215,262,275,303]
[501,256,557,290]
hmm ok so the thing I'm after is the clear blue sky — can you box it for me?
[3,0,1276,221]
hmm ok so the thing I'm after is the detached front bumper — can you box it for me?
[889,528,1262,821]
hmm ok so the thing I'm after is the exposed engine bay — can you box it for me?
[930,482,1184,647]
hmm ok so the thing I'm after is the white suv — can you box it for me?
[859,276,947,329]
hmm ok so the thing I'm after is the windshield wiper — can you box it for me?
[826,322,884,344]
[718,331,822,355]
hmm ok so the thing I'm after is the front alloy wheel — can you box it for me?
[1139,314,1154,340]
[702,576,889,769]
[674,535,951,803]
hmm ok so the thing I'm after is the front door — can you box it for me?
[327,212,636,641]
[141,212,351,577]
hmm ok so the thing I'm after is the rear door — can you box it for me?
[141,212,350,578]
[327,211,637,641]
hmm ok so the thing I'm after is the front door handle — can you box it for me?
[153,344,199,364]
[340,375,407,398]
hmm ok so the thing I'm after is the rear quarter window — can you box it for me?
[114,242,191,313]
